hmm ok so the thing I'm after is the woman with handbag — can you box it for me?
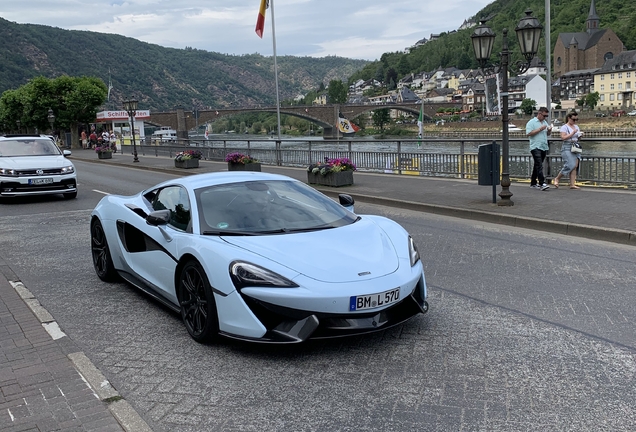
[554,112,583,189]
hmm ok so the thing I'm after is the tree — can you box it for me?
[327,79,347,104]
[585,92,600,109]
[372,108,390,131]
[0,76,107,146]
[519,98,537,115]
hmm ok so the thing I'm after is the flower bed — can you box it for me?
[225,152,261,171]
[174,150,202,168]
[307,157,356,187]
[95,146,113,159]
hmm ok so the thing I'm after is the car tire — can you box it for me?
[178,260,219,343]
[90,219,119,282]
[63,191,77,199]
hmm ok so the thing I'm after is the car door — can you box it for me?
[123,185,192,304]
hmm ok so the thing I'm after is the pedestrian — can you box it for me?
[89,131,98,149]
[554,111,583,189]
[81,129,87,149]
[525,106,551,190]
[109,131,117,152]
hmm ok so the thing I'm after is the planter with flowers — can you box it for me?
[175,150,202,169]
[307,157,356,187]
[95,146,113,159]
[225,152,261,172]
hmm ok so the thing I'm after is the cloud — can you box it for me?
[2,0,494,60]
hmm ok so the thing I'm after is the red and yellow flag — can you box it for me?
[255,0,269,38]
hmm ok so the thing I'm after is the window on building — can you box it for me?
[600,85,605,91]
[600,94,605,101]
[601,75,605,80]
[618,73,623,79]
[610,84,615,90]
[611,74,615,79]
[618,83,623,90]
[618,93,623,100]
[627,72,632,78]
[610,94,615,101]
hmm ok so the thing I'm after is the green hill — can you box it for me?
[350,0,636,83]
[0,17,368,111]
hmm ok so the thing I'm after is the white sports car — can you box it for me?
[91,172,428,343]
[0,135,77,199]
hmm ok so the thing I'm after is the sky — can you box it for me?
[1,0,494,61]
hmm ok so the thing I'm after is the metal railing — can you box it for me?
[121,136,636,187]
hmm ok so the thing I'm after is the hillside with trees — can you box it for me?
[0,17,368,111]
[350,0,636,86]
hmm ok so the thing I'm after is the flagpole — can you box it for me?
[270,0,282,140]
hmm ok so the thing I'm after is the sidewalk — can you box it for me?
[71,149,636,246]
[0,258,152,431]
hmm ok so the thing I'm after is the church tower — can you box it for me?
[586,0,600,34]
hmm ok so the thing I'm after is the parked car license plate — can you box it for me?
[29,178,53,185]
[349,288,400,311]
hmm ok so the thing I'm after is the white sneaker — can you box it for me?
[530,184,539,189]
[540,183,550,191]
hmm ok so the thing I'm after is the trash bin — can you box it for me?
[478,142,500,186]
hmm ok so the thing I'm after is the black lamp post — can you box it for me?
[47,109,55,134]
[471,10,543,206]
[123,99,139,162]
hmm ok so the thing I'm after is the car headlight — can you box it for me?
[0,168,18,177]
[61,165,75,174]
[408,236,420,267]
[229,261,299,289]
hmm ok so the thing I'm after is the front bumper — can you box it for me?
[0,175,77,197]
[224,276,429,343]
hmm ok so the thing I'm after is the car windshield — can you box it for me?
[196,180,357,235]
[0,138,62,157]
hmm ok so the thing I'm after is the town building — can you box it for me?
[594,49,636,111]
[553,0,624,78]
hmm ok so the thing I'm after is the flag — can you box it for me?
[204,129,209,139]
[255,0,269,38]
[338,112,360,134]
[417,103,423,147]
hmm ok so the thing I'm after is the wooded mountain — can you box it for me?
[350,0,636,84]
[0,17,368,111]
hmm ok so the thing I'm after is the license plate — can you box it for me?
[350,288,400,311]
[29,178,53,185]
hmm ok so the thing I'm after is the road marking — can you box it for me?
[93,189,110,195]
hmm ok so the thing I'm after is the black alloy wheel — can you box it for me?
[178,261,219,343]
[90,219,119,282]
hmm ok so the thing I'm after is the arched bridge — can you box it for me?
[149,102,460,138]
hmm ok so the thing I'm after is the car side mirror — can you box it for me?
[338,194,355,212]
[63,150,71,157]
[146,209,171,226]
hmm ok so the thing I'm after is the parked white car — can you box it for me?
[627,110,636,116]
[0,135,77,199]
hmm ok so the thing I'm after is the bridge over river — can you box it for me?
[149,103,460,138]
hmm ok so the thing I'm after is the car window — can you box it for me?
[196,180,356,234]
[0,138,61,157]
[152,186,191,232]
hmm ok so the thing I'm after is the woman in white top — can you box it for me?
[553,112,583,189]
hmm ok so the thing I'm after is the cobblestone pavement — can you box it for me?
[1,202,635,431]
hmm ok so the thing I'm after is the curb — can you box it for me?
[9,279,153,432]
[72,155,636,246]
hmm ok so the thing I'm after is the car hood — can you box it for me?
[1,155,71,169]
[221,217,399,283]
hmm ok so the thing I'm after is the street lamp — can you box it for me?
[123,99,139,163]
[471,9,542,206]
[47,108,55,133]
